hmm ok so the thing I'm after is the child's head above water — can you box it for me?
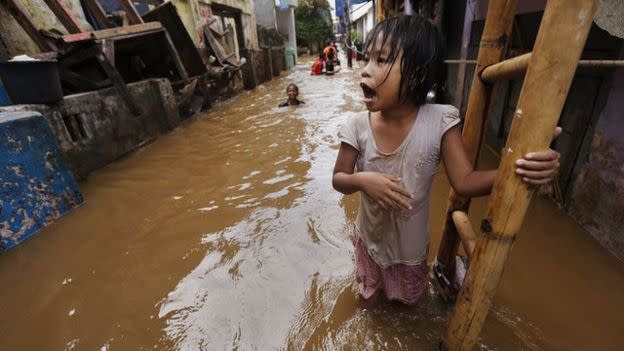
[286,83,299,99]
[360,16,443,108]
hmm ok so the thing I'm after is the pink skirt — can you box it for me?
[354,236,429,305]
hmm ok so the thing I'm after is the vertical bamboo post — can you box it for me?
[375,0,385,22]
[442,0,598,349]
[435,0,517,290]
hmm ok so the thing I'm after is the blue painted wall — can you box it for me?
[0,111,83,252]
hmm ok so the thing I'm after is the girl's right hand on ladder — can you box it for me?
[357,172,413,211]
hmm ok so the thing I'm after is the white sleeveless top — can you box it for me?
[338,104,461,267]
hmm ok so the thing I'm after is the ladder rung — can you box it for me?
[480,54,624,83]
[451,211,477,259]
[480,53,531,83]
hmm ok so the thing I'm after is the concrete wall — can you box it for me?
[275,6,296,58]
[253,0,277,28]
[0,79,179,180]
[569,53,624,261]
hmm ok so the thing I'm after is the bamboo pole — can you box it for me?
[442,0,598,349]
[446,58,624,68]
[433,0,517,297]
[452,211,476,260]
[481,52,530,82]
[375,0,385,22]
[481,54,624,82]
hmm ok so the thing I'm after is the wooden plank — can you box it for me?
[442,0,599,349]
[59,45,101,67]
[60,67,106,90]
[83,0,113,29]
[61,22,162,43]
[118,0,144,25]
[41,0,85,33]
[3,0,55,51]
[162,31,188,80]
[433,0,518,301]
[142,1,206,76]
[95,39,141,115]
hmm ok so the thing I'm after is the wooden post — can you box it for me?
[375,0,385,22]
[41,0,85,33]
[118,0,144,25]
[442,0,598,349]
[96,39,142,115]
[83,0,113,28]
[3,0,56,51]
[481,52,530,83]
[433,0,517,297]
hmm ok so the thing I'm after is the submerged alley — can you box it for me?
[1,0,624,350]
[1,57,623,350]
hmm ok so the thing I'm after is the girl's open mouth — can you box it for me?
[360,82,377,100]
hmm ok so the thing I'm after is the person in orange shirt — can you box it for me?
[311,52,324,75]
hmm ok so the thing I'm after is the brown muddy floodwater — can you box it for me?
[1,56,624,351]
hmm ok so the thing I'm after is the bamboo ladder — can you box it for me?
[433,0,599,350]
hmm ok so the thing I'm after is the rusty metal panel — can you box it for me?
[0,111,83,252]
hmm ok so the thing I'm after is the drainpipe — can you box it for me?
[345,0,352,68]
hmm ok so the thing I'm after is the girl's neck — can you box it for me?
[378,102,420,123]
[288,98,299,105]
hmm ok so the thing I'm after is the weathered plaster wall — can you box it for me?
[0,0,93,56]
[570,53,624,261]
[254,0,277,29]
[0,79,179,180]
[0,4,40,57]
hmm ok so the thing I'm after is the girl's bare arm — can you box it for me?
[332,143,361,194]
[441,125,560,197]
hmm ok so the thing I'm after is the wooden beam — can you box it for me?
[83,0,113,29]
[3,0,55,51]
[433,0,518,300]
[61,22,162,43]
[41,0,85,33]
[96,39,141,115]
[162,30,189,80]
[442,0,599,349]
[118,0,144,25]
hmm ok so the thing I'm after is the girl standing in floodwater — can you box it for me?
[332,16,561,305]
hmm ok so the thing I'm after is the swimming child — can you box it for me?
[332,16,561,305]
[311,52,324,76]
[278,84,305,107]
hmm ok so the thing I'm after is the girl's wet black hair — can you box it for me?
[363,15,444,106]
